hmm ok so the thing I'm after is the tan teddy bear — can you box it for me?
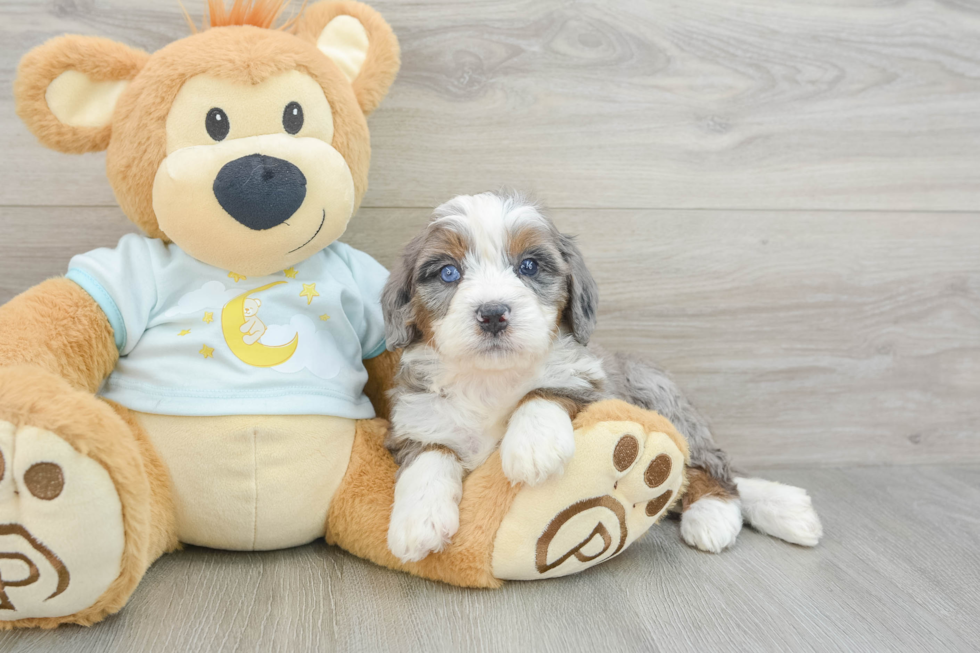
[0,0,688,629]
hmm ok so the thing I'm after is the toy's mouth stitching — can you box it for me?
[288,209,325,253]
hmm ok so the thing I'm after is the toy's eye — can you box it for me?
[519,259,538,276]
[283,102,304,135]
[440,265,461,283]
[206,108,229,141]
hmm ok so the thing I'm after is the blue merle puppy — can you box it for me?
[380,192,822,563]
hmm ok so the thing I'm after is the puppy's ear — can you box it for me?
[14,35,148,154]
[381,232,425,350]
[558,234,599,345]
[294,1,401,115]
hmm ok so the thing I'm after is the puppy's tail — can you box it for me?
[734,476,823,547]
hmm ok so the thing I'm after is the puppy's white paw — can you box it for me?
[500,399,575,486]
[680,497,743,553]
[387,496,459,563]
[387,451,463,563]
[736,476,823,547]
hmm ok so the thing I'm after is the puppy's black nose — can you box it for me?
[476,303,510,335]
[213,154,307,230]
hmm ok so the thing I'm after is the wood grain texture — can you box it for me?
[0,465,977,653]
[1,1,978,649]
[2,205,977,467]
[3,0,980,209]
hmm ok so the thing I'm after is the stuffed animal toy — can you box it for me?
[0,0,688,629]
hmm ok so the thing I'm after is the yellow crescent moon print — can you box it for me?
[221,281,298,367]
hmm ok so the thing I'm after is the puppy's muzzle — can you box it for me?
[476,303,510,335]
[213,154,308,230]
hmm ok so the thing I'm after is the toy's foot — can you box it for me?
[490,412,686,580]
[0,421,125,621]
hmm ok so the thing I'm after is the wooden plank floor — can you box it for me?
[1,466,978,653]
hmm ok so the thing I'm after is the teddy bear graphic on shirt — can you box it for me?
[240,297,267,345]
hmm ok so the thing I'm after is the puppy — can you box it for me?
[381,192,823,563]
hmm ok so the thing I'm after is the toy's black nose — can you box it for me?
[213,154,307,230]
[476,303,510,335]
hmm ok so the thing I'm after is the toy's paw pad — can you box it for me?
[680,497,743,553]
[387,495,460,564]
[492,419,685,580]
[0,421,125,621]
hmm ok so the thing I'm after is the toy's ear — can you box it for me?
[294,1,401,115]
[14,35,148,154]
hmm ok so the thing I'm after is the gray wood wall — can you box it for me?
[1,0,978,467]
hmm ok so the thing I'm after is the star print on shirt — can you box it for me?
[299,283,320,305]
[199,344,214,359]
[203,312,214,324]
[283,267,298,279]
[228,272,247,283]
[319,314,330,321]
[178,329,191,336]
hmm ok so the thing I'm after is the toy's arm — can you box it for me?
[0,278,117,392]
[362,348,401,421]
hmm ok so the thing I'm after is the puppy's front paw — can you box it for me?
[387,450,463,563]
[501,399,575,486]
[387,496,460,563]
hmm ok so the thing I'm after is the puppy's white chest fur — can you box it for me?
[431,363,539,468]
[390,339,606,472]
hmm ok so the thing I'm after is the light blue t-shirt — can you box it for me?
[67,234,389,417]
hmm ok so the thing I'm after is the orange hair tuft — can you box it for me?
[179,0,308,33]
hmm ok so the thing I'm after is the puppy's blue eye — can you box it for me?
[519,259,538,276]
[440,265,461,283]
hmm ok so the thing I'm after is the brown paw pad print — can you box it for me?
[535,497,628,574]
[613,434,639,472]
[24,462,65,501]
[0,524,70,611]
[610,434,678,521]
[645,491,674,516]
[644,454,672,488]
[643,454,674,518]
